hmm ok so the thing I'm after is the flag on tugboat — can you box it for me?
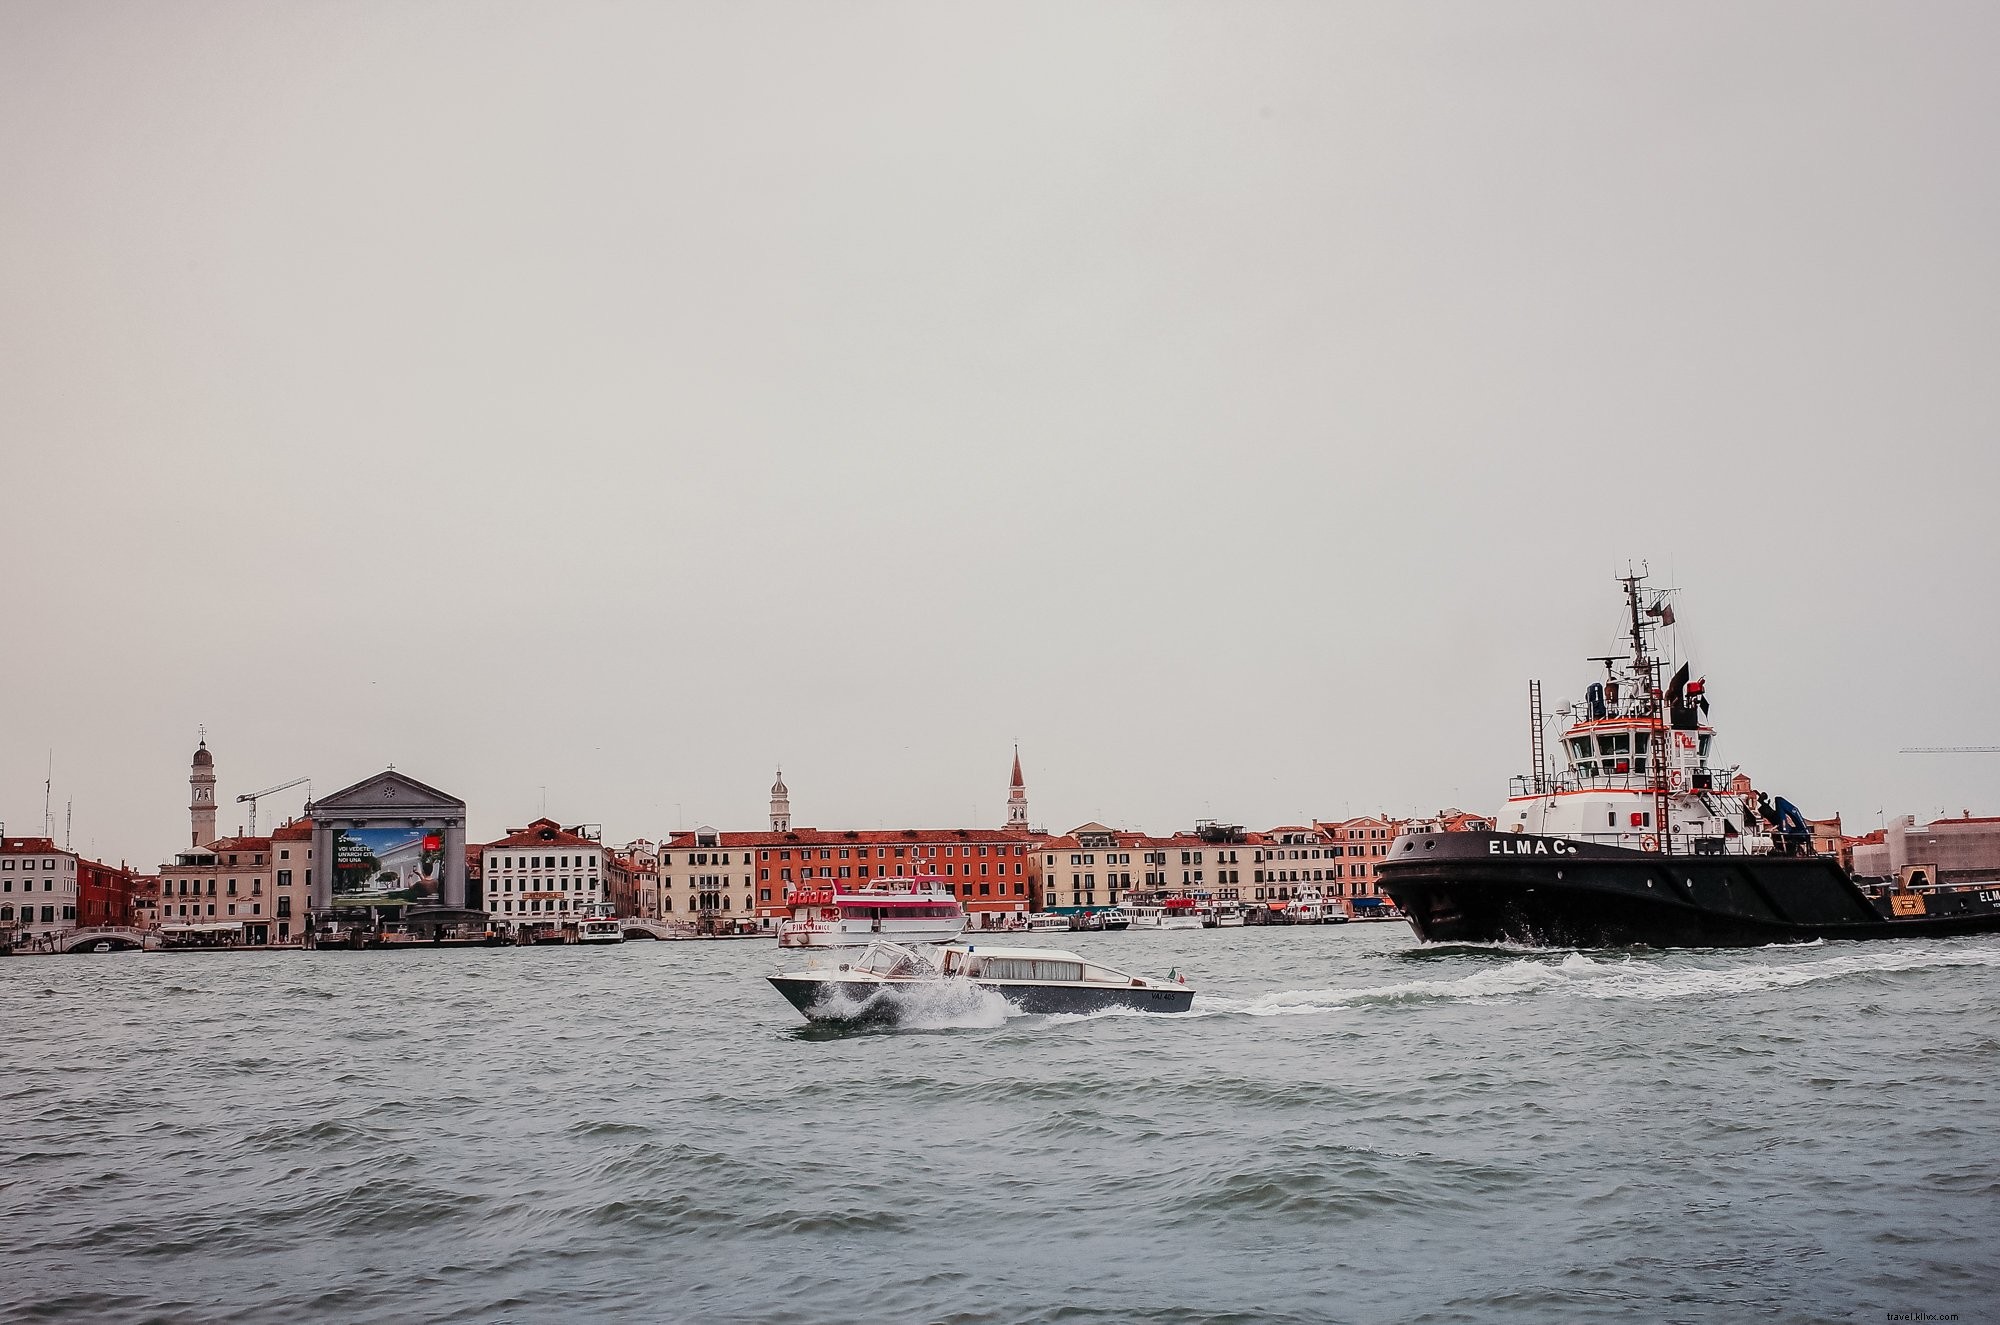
[1647,598,1676,627]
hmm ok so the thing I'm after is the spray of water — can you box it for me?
[808,977,1020,1030]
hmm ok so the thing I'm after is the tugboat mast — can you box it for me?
[1620,568,1674,855]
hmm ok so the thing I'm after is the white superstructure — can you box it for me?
[1495,574,1796,858]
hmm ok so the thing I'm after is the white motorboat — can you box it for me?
[769,940,1195,1023]
[1024,913,1073,933]
[1129,896,1205,931]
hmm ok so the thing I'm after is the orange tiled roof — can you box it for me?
[484,818,602,850]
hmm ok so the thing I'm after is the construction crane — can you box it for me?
[237,777,310,835]
[1900,747,2000,754]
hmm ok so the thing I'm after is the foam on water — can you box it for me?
[1209,942,2000,1017]
[806,975,1019,1030]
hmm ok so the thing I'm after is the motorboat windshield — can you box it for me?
[844,941,937,979]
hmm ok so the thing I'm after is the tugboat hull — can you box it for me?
[1379,833,2000,948]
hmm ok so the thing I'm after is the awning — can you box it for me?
[160,922,246,933]
[1350,897,1385,908]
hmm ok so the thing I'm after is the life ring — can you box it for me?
[1668,768,1686,792]
[1641,834,1659,852]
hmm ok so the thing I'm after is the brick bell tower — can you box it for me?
[1007,746,1028,828]
[190,734,217,847]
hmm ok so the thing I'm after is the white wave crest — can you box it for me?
[1214,943,2000,1017]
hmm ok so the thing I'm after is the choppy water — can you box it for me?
[5,927,1999,1324]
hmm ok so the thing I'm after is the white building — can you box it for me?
[2,836,78,945]
[481,818,605,932]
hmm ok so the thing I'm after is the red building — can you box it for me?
[660,826,1050,928]
[77,857,141,929]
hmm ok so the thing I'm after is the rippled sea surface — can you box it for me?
[6,927,2000,1324]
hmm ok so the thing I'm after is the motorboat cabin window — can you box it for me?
[974,957,1085,982]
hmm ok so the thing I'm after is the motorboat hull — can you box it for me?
[769,974,1194,1023]
[1379,832,2000,948]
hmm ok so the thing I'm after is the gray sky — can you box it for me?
[4,1,1997,867]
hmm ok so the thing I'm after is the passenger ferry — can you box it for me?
[576,903,624,944]
[1378,571,2000,947]
[769,940,1195,1022]
[1128,895,1206,931]
[776,877,967,949]
[1023,913,1073,933]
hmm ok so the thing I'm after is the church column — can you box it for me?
[309,823,335,911]
[443,821,467,909]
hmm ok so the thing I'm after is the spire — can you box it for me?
[1006,746,1028,828]
[769,768,791,833]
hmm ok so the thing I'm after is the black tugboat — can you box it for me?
[1378,573,2000,948]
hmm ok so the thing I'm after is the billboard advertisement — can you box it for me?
[332,826,444,901]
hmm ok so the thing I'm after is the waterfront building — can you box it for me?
[1316,816,1405,904]
[268,818,313,942]
[158,834,279,943]
[661,825,1047,930]
[1,836,78,944]
[606,840,659,918]
[480,819,605,931]
[1851,812,2000,884]
[1035,822,1256,912]
[131,874,162,930]
[1806,814,1847,866]
[660,759,1050,929]
[76,857,141,930]
[1252,825,1335,905]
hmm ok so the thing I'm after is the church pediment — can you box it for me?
[310,769,466,819]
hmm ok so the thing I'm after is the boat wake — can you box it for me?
[1208,943,2000,1017]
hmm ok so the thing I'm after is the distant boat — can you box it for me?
[1024,913,1072,933]
[777,877,967,949]
[1129,896,1205,931]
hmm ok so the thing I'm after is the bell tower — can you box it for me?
[190,734,217,847]
[1007,746,1029,828]
[769,769,790,833]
